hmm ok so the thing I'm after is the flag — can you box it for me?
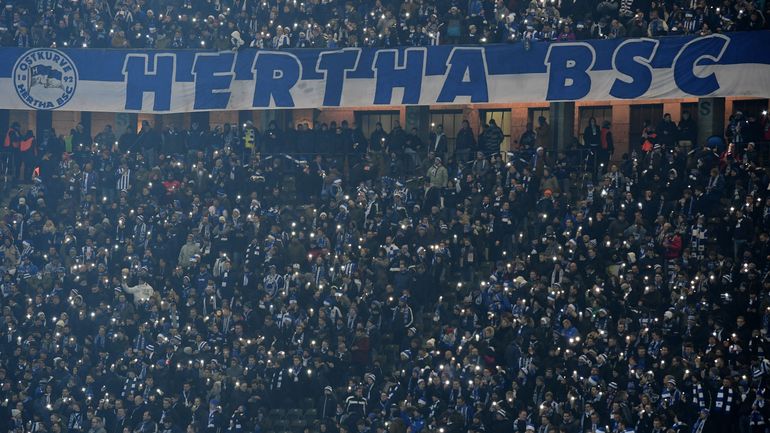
[30,64,51,87]
[29,64,63,89]
[45,67,63,88]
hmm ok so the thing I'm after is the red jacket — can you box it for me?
[664,234,682,259]
[3,128,20,149]
[19,136,35,153]
[601,127,614,151]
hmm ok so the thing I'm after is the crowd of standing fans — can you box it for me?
[1,0,769,50]
[0,107,768,433]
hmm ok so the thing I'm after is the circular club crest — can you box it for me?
[13,48,78,110]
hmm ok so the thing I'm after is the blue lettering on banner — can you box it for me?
[610,38,659,99]
[545,43,595,101]
[437,48,489,103]
[372,49,425,105]
[252,52,301,107]
[122,54,175,111]
[2,32,769,113]
[192,52,235,110]
[673,34,730,96]
[316,49,360,106]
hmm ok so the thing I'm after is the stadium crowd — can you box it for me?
[0,108,769,433]
[0,0,769,50]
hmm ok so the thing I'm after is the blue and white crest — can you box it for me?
[13,48,78,110]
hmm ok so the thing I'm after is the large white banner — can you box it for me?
[3,32,770,113]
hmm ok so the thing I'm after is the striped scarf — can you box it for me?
[20,242,33,258]
[606,387,617,413]
[619,0,634,15]
[341,261,356,277]
[532,383,545,407]
[757,391,767,409]
[690,225,707,260]
[263,273,282,297]
[692,416,707,433]
[519,354,533,373]
[121,376,140,397]
[660,388,681,409]
[714,386,733,413]
[116,167,131,191]
[134,333,145,351]
[271,369,283,390]
[690,382,706,410]
[648,340,662,359]
[67,412,83,431]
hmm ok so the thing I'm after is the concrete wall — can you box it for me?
[91,112,116,138]
[52,111,80,136]
[315,108,356,126]
[611,104,631,157]
[9,111,36,134]
[292,109,315,127]
[210,111,238,128]
[315,106,407,128]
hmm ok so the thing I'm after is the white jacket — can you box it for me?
[122,282,154,304]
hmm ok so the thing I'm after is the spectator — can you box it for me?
[584,117,601,149]
[657,113,679,150]
[455,120,476,163]
[444,7,464,45]
[557,24,576,41]
[404,127,422,169]
[535,116,551,150]
[608,19,628,38]
[135,120,160,168]
[641,121,657,153]
[678,111,697,148]
[427,156,448,188]
[600,120,615,174]
[428,124,448,161]
[519,123,537,150]
[481,119,504,155]
[628,12,649,37]
[648,9,669,36]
